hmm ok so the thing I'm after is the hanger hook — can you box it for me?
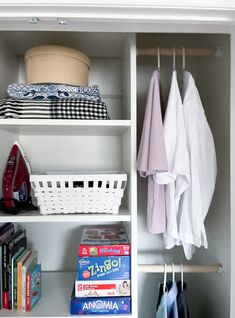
[163,263,167,292]
[173,47,176,70]
[172,263,175,282]
[157,47,160,70]
[181,263,184,291]
[182,46,186,70]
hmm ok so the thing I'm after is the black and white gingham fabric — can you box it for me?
[0,99,109,119]
[50,99,109,119]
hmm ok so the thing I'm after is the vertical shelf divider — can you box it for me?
[122,33,138,318]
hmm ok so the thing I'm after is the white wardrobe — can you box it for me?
[0,2,234,318]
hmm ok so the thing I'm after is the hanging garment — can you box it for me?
[156,281,178,318]
[156,283,165,310]
[178,71,217,260]
[167,281,179,318]
[154,70,190,249]
[176,282,190,318]
[137,70,168,234]
[156,292,168,318]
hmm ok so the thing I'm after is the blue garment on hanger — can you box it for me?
[167,281,179,318]
[156,292,168,318]
[156,282,165,309]
[177,282,190,318]
[156,281,178,318]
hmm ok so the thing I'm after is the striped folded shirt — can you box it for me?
[0,99,109,120]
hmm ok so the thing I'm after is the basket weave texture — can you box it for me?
[30,172,127,215]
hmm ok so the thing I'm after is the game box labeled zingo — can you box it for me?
[70,286,131,315]
[78,226,131,257]
[77,256,130,280]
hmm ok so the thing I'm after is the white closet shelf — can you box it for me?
[0,271,132,318]
[0,119,131,136]
[0,207,131,223]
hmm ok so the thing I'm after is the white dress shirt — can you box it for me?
[154,70,190,249]
[179,71,217,260]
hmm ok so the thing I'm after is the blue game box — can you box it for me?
[77,256,130,280]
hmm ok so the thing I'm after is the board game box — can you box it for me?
[78,227,131,257]
[77,256,130,281]
[75,279,131,297]
[71,285,131,315]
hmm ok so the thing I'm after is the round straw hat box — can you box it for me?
[25,45,90,86]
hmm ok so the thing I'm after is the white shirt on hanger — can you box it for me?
[179,71,217,260]
[154,70,190,249]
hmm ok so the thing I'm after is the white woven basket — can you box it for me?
[30,172,127,215]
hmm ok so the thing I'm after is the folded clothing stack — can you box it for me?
[7,83,101,102]
[0,83,109,120]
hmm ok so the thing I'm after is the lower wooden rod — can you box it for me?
[138,264,223,274]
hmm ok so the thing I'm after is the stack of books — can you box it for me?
[0,222,41,312]
[71,226,131,315]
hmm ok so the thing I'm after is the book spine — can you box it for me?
[0,226,14,309]
[11,255,14,310]
[8,238,27,309]
[13,264,17,309]
[17,262,22,311]
[13,249,25,310]
[22,266,26,312]
[0,225,14,245]
[2,242,9,309]
[26,272,31,312]
[31,264,41,310]
[3,231,26,309]
[8,254,13,310]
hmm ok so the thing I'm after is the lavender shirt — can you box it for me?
[137,70,168,233]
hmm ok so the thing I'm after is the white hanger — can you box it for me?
[180,263,184,291]
[157,47,161,70]
[163,263,167,292]
[173,47,176,70]
[172,263,175,282]
[182,46,186,70]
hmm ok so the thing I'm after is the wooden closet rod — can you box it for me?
[137,47,220,57]
[138,264,223,274]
